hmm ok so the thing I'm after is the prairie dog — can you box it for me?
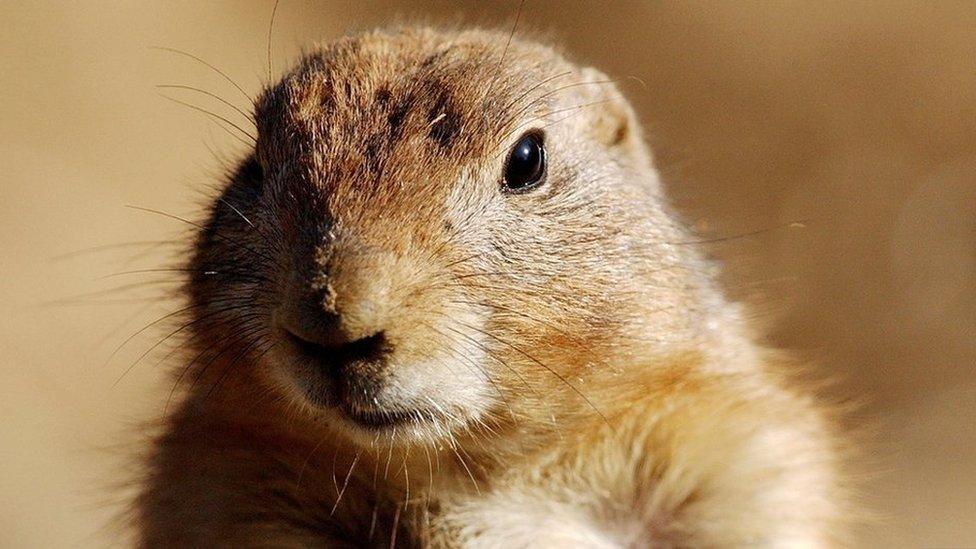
[136,27,846,547]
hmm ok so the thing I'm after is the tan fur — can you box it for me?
[135,27,848,547]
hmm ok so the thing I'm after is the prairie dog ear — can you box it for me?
[575,67,644,156]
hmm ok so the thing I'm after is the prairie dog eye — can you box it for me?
[502,131,546,192]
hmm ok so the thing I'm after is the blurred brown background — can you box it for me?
[1,1,974,546]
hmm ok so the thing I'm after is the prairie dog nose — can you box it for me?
[277,243,400,372]
[278,281,390,380]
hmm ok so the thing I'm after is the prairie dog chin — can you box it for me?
[136,26,847,547]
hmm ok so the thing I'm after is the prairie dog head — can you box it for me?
[189,27,709,445]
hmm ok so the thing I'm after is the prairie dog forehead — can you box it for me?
[253,28,570,170]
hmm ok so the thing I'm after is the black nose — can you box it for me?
[282,294,388,369]
[288,327,389,374]
[286,293,348,348]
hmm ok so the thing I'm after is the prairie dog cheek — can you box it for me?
[381,308,496,426]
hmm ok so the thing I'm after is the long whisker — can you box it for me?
[52,239,184,261]
[150,45,253,102]
[158,93,257,143]
[267,0,281,83]
[113,300,261,386]
[218,197,254,227]
[97,267,270,285]
[495,78,622,144]
[495,99,612,156]
[124,205,275,264]
[454,318,611,428]
[50,279,183,304]
[217,197,278,249]
[187,320,269,394]
[330,449,362,517]
[296,427,331,489]
[667,220,812,246]
[204,337,274,401]
[496,70,573,121]
[164,309,269,411]
[413,320,523,425]
[437,322,536,398]
[156,84,254,124]
[104,302,203,371]
[484,0,525,100]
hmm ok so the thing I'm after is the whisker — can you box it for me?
[295,430,331,489]
[113,301,261,386]
[455,318,611,429]
[448,443,481,496]
[496,70,573,121]
[495,99,612,156]
[389,503,401,549]
[412,321,522,425]
[267,0,281,83]
[218,197,254,227]
[330,449,362,517]
[484,0,525,100]
[103,302,203,371]
[150,45,253,102]
[158,93,257,143]
[441,252,484,270]
[48,280,183,305]
[438,323,536,398]
[156,84,254,124]
[124,205,276,265]
[97,267,269,285]
[187,320,269,394]
[165,310,270,411]
[52,239,184,261]
[204,337,274,401]
[667,220,812,246]
[217,197,278,250]
[495,78,621,144]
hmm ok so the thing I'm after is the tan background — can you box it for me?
[1,1,974,546]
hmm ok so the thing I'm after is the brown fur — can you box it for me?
[135,27,848,547]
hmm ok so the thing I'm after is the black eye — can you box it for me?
[503,131,546,192]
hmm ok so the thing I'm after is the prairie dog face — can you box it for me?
[190,27,694,445]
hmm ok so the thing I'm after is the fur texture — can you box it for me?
[135,27,847,547]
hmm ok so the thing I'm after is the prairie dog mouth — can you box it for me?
[341,406,435,430]
[277,326,440,431]
[271,308,490,441]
